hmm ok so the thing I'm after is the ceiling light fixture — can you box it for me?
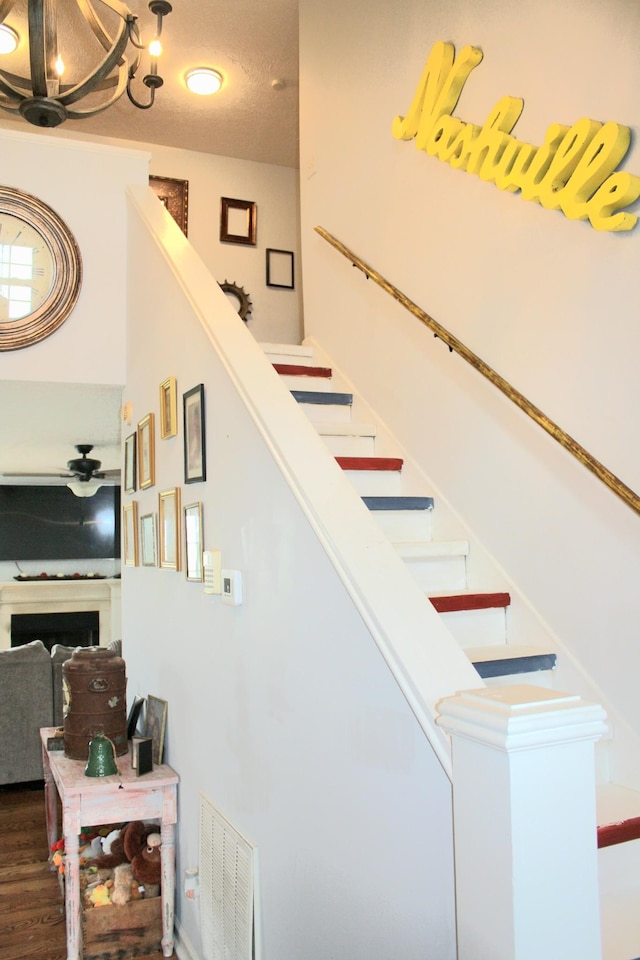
[67,477,102,498]
[0,0,172,129]
[0,24,18,55]
[185,68,223,96]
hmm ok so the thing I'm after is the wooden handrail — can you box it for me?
[315,225,640,517]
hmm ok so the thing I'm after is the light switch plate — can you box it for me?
[221,569,243,606]
[203,550,222,595]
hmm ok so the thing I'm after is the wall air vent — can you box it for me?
[199,792,259,960]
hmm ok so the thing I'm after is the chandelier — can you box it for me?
[0,0,172,129]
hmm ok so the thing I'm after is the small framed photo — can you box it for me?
[144,695,168,765]
[124,432,137,494]
[159,487,181,570]
[184,502,203,581]
[127,695,145,740]
[266,248,295,289]
[131,736,154,776]
[137,413,155,490]
[140,512,157,567]
[183,384,206,483]
[123,501,139,566]
[149,175,189,236]
[160,376,178,439]
[220,197,257,245]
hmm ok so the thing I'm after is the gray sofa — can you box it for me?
[0,638,122,786]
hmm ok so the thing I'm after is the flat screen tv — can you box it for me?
[0,485,121,561]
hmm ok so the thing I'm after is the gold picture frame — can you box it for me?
[184,501,203,581]
[124,432,137,494]
[140,512,157,567]
[123,501,139,566]
[220,197,257,245]
[137,413,155,490]
[159,487,181,570]
[160,376,177,439]
[149,175,189,236]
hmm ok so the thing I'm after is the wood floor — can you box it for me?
[0,783,175,960]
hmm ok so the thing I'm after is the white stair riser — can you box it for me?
[342,469,403,496]
[262,344,314,365]
[297,402,353,423]
[278,374,333,390]
[402,554,467,592]
[482,669,555,689]
[598,837,640,897]
[319,433,377,456]
[371,510,433,541]
[438,606,508,648]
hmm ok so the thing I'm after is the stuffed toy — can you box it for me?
[93,827,128,870]
[88,882,113,908]
[123,820,162,897]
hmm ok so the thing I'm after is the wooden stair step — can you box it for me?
[260,342,314,364]
[429,591,510,613]
[597,783,640,849]
[314,421,377,439]
[394,540,469,559]
[291,389,353,406]
[465,644,557,679]
[363,495,434,511]
[336,456,403,471]
[273,363,332,377]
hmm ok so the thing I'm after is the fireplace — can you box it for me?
[11,610,99,652]
[0,579,121,650]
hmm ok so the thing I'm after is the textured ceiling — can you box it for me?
[0,0,300,167]
[0,0,299,483]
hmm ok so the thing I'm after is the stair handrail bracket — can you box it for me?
[314,226,640,518]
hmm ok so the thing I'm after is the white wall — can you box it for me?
[147,143,303,345]
[298,0,640,769]
[122,193,457,960]
[0,126,147,385]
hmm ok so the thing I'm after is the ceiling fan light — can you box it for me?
[67,478,102,498]
[0,24,18,55]
[185,68,223,96]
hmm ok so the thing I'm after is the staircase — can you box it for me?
[262,339,640,960]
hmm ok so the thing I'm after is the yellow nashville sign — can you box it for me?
[392,41,640,232]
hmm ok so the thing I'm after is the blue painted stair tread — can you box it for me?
[471,652,557,679]
[291,389,353,405]
[362,496,435,511]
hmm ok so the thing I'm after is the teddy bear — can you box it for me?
[123,820,162,899]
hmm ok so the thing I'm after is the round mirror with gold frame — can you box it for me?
[0,186,82,351]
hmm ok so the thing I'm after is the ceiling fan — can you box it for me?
[2,444,120,496]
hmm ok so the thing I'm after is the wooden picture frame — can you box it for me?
[124,432,137,494]
[137,413,155,490]
[159,487,181,570]
[183,384,206,483]
[184,501,203,581]
[123,501,139,566]
[266,248,295,289]
[160,376,177,439]
[220,197,257,245]
[149,175,189,236]
[140,512,157,567]
[144,695,168,765]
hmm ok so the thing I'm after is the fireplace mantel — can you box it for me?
[0,579,121,650]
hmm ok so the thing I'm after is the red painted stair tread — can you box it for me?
[273,363,332,377]
[336,456,404,471]
[429,592,511,613]
[597,816,640,848]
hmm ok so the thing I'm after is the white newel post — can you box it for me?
[437,684,607,960]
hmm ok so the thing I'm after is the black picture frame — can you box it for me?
[183,384,206,483]
[126,695,145,740]
[266,248,295,289]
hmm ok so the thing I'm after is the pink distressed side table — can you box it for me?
[40,727,179,960]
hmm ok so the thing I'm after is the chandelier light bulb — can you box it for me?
[185,68,223,96]
[0,24,18,55]
[54,55,65,77]
[148,38,162,57]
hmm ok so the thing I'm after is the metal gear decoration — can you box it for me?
[218,280,253,322]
